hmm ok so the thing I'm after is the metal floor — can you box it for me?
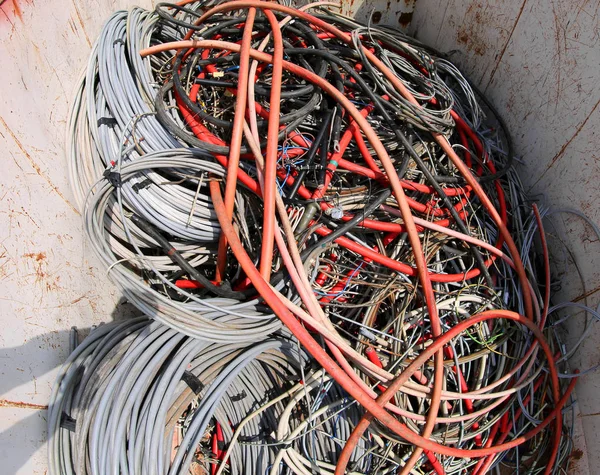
[0,1,154,472]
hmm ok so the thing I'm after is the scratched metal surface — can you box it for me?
[0,1,154,473]
[339,0,416,27]
[409,1,600,472]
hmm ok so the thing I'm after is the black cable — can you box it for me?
[288,108,335,199]
[300,189,392,261]
[154,81,307,155]
[131,213,247,299]
[286,48,494,287]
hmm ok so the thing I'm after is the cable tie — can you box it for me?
[230,390,247,402]
[113,38,125,46]
[60,413,76,432]
[181,370,204,395]
[103,168,122,188]
[239,434,266,443]
[97,117,118,127]
[132,178,153,194]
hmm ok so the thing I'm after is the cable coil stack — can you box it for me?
[50,1,595,473]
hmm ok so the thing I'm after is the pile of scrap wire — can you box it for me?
[51,1,588,474]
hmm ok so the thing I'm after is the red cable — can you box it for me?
[258,9,283,281]
[206,182,574,465]
[216,9,257,281]
[145,9,568,473]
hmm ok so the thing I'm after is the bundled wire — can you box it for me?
[47,318,309,474]
[61,1,596,474]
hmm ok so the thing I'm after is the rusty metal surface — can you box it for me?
[0,1,154,473]
[341,0,416,29]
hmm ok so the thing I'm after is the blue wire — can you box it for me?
[277,168,291,194]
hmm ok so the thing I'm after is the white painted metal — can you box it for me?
[0,1,154,473]
[339,0,416,28]
[0,0,598,473]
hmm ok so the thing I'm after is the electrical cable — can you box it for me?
[60,3,597,474]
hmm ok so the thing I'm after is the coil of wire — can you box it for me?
[58,1,589,473]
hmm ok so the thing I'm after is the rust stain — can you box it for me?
[19,206,40,228]
[484,0,529,91]
[48,233,73,245]
[581,410,600,417]
[0,399,48,410]
[550,1,567,108]
[12,0,22,20]
[22,250,60,291]
[23,252,50,284]
[46,275,60,292]
[69,293,90,305]
[3,205,40,229]
[572,282,600,304]
[457,30,468,44]
[23,251,46,262]
[570,449,584,460]
[0,115,80,215]
[0,247,11,279]
[454,4,492,57]
[398,11,414,27]
[405,0,418,6]
[455,29,487,56]
[71,0,91,47]
[568,447,585,473]
[528,97,600,190]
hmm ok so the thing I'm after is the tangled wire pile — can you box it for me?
[50,1,594,474]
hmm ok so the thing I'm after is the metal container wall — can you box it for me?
[0,1,598,472]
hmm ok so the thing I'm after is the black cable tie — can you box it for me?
[239,430,271,443]
[113,38,126,46]
[97,117,118,127]
[132,178,153,194]
[103,168,122,188]
[230,390,247,402]
[60,413,76,432]
[182,370,203,395]
[239,435,261,443]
